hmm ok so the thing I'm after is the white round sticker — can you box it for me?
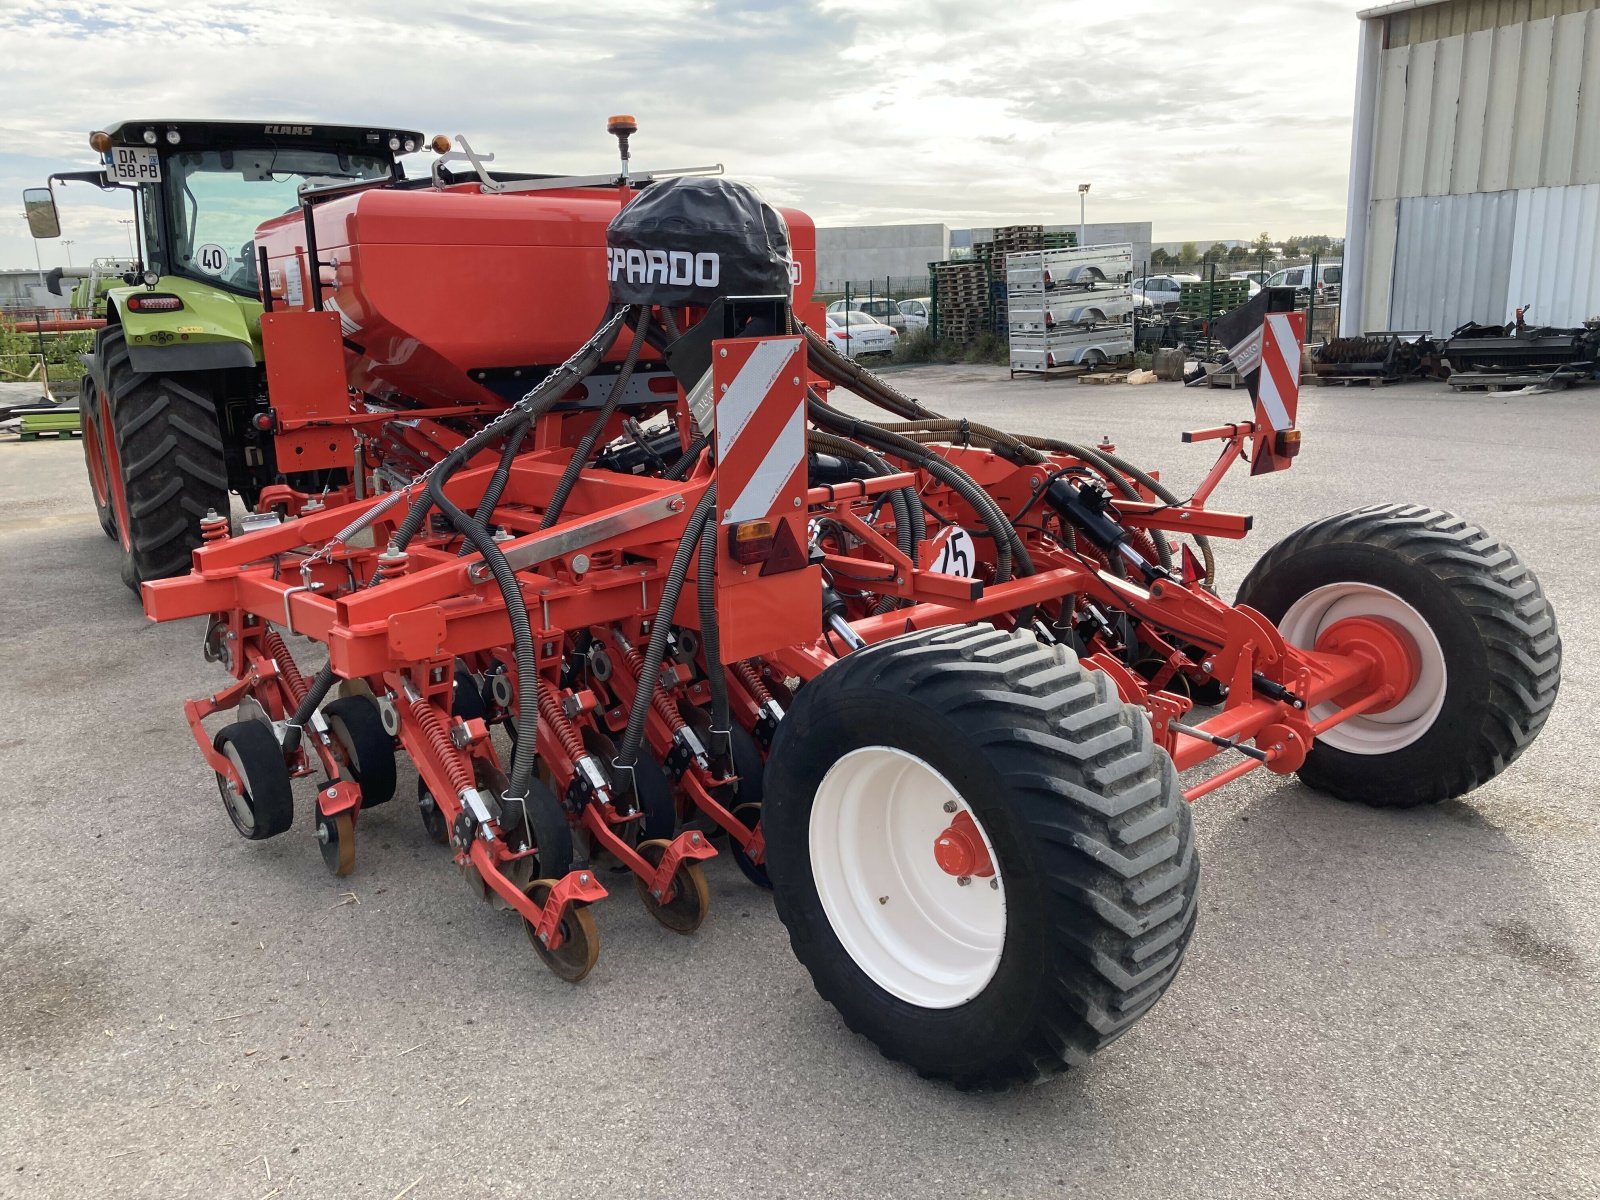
[195,243,231,276]
[929,526,977,577]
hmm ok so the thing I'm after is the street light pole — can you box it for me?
[119,218,135,257]
[62,239,75,267]
[1078,182,1091,249]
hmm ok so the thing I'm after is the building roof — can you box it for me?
[1357,0,1445,18]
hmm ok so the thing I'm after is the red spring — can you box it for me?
[411,698,474,795]
[200,513,230,543]
[537,684,586,763]
[733,660,773,707]
[618,641,687,734]
[264,629,308,704]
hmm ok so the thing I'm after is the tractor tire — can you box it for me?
[79,373,117,540]
[1236,503,1561,808]
[96,325,230,592]
[764,624,1198,1089]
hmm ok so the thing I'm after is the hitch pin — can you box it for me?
[1168,720,1271,763]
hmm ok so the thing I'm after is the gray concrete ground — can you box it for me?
[1,370,1597,1200]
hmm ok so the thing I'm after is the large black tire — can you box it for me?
[97,325,230,591]
[79,373,117,540]
[764,625,1198,1089]
[1237,504,1561,808]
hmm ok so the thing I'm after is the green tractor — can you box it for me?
[25,120,425,590]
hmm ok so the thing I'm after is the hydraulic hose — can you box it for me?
[457,421,530,555]
[807,430,920,564]
[697,505,731,767]
[615,489,716,774]
[391,306,628,554]
[281,662,336,755]
[425,468,541,800]
[664,436,707,481]
[809,396,1032,580]
[542,308,652,529]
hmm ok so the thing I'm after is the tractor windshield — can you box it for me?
[161,147,391,293]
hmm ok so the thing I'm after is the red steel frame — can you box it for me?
[143,312,1422,959]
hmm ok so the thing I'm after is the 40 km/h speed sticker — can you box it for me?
[928,525,977,578]
[195,244,231,276]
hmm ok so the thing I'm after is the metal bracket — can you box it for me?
[466,492,687,584]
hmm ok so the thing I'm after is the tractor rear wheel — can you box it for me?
[79,373,117,540]
[95,326,230,592]
[764,625,1198,1089]
[1237,503,1561,807]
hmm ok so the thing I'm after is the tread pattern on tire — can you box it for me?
[768,624,1198,1089]
[98,325,229,587]
[1237,503,1561,805]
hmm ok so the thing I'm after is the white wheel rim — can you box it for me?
[222,742,256,832]
[809,747,1006,1009]
[1278,583,1446,755]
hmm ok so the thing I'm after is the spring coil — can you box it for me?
[411,697,474,795]
[618,640,688,735]
[537,684,586,764]
[264,629,308,705]
[733,660,774,708]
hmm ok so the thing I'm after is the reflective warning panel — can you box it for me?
[710,335,820,659]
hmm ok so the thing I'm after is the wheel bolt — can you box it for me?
[957,876,971,887]
[942,800,957,813]
[990,878,999,890]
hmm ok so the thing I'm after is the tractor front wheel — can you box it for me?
[79,373,117,540]
[1237,503,1561,807]
[763,625,1199,1089]
[94,326,230,592]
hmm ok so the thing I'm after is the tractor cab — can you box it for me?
[27,121,421,298]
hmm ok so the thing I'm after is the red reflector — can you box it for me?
[758,518,808,577]
[127,293,183,312]
[728,520,774,564]
[1181,543,1204,585]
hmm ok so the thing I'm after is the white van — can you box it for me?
[1265,262,1341,301]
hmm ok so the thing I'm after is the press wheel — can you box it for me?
[523,879,600,983]
[318,811,355,876]
[633,839,710,934]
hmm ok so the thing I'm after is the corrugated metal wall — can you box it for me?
[1507,184,1600,324]
[1389,0,1599,47]
[1389,192,1518,333]
[1371,7,1600,200]
[1356,3,1600,332]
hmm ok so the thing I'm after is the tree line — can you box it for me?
[1149,233,1344,269]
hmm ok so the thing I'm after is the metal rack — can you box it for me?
[1006,245,1134,376]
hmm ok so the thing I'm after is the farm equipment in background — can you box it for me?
[1310,334,1433,385]
[141,124,1562,1089]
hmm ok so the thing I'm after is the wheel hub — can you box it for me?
[1315,615,1421,713]
[933,811,995,879]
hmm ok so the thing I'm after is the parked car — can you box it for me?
[1230,270,1271,286]
[825,311,898,359]
[1131,273,1201,313]
[896,297,931,331]
[1265,262,1342,303]
[826,297,913,331]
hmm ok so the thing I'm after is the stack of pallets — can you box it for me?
[1176,278,1252,317]
[975,227,1044,335]
[931,261,991,343]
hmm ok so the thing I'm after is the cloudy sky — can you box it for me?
[2,0,1369,270]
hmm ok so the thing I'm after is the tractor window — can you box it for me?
[163,148,389,293]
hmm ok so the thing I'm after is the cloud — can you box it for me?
[0,0,1365,272]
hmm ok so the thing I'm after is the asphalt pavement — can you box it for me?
[1,369,1596,1199]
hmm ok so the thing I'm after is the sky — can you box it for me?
[1,0,1371,271]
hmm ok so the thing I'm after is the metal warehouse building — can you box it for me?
[1343,0,1600,336]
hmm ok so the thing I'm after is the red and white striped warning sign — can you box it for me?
[1250,310,1305,476]
[713,336,806,525]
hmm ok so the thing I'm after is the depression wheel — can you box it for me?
[632,838,711,933]
[523,878,600,983]
[317,811,355,876]
[213,720,293,841]
[417,780,450,845]
[1237,504,1561,807]
[764,625,1198,1089]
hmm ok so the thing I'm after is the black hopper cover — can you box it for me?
[606,176,795,307]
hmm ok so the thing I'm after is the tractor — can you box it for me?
[138,124,1561,1089]
[25,120,428,589]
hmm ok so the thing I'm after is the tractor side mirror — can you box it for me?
[23,188,60,239]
